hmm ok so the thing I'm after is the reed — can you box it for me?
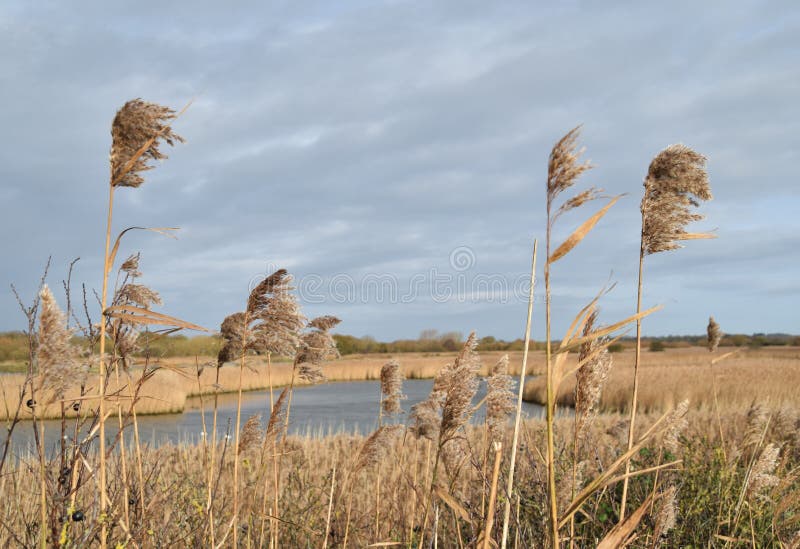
[620,145,714,519]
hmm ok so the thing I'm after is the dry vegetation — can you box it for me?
[3,103,798,548]
[523,346,800,412]
[1,408,797,547]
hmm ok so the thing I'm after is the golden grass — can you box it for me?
[523,346,800,412]
[0,351,525,420]
[1,407,796,547]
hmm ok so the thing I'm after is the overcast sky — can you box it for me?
[1,1,797,340]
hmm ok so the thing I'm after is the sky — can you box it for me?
[1,1,798,341]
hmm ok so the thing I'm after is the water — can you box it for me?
[5,378,552,454]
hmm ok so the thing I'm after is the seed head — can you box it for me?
[380,359,405,416]
[547,126,592,205]
[249,270,305,357]
[574,311,613,441]
[295,316,341,383]
[641,144,712,255]
[110,99,184,188]
[485,354,515,443]
[37,285,86,399]
[238,414,263,455]
[707,316,722,352]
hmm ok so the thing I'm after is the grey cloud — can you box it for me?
[1,1,797,339]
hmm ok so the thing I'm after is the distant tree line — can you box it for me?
[0,329,798,365]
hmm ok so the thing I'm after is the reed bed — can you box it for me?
[0,408,796,547]
[523,346,800,412]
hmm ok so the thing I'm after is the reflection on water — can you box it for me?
[7,378,562,453]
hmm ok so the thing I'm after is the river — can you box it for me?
[5,378,556,454]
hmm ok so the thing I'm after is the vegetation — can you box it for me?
[1,105,797,548]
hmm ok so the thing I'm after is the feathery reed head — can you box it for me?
[439,332,480,441]
[356,425,403,470]
[485,354,514,443]
[707,316,722,353]
[238,414,263,455]
[37,285,85,398]
[247,269,288,315]
[409,398,440,440]
[653,485,678,546]
[120,253,142,278]
[111,99,184,188]
[411,332,481,443]
[217,312,247,366]
[747,443,780,500]
[574,311,612,441]
[380,359,405,416]
[249,270,305,357]
[663,400,689,454]
[547,126,592,204]
[641,144,712,255]
[116,283,162,310]
[744,402,769,448]
[266,387,290,442]
[295,316,341,383]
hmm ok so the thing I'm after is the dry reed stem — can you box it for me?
[501,239,537,549]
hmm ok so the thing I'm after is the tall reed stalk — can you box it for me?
[500,239,537,549]
[619,144,712,519]
[98,98,186,547]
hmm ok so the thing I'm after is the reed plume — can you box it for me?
[574,312,612,442]
[37,285,85,400]
[547,126,592,204]
[747,443,780,500]
[485,354,514,444]
[265,387,289,442]
[295,316,341,383]
[238,414,263,455]
[621,143,712,520]
[115,283,162,309]
[641,145,712,255]
[411,332,481,445]
[662,400,689,454]
[120,253,142,277]
[380,359,405,417]
[411,333,481,548]
[356,425,403,471]
[707,316,722,352]
[652,485,678,547]
[250,271,305,357]
[111,99,184,188]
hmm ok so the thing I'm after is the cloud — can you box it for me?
[1,1,797,339]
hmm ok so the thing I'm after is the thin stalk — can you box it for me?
[321,464,336,549]
[97,182,115,549]
[207,365,221,547]
[232,312,249,549]
[112,361,131,535]
[482,442,503,549]
[620,248,644,520]
[35,399,46,549]
[709,358,726,457]
[258,353,275,548]
[418,445,443,549]
[545,204,559,547]
[500,239,538,549]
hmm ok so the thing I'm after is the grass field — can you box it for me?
[523,346,800,412]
